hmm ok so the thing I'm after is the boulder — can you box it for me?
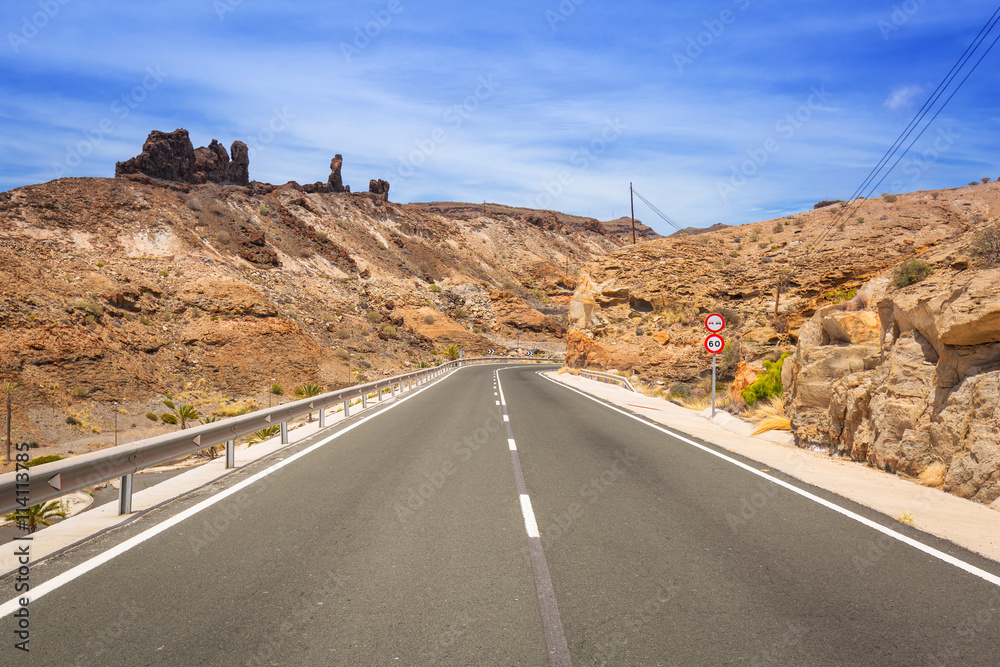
[564,329,610,368]
[821,311,880,345]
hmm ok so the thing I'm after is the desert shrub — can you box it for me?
[271,384,283,395]
[428,284,442,293]
[931,192,939,200]
[336,327,350,339]
[969,223,1000,267]
[453,307,468,319]
[742,353,790,407]
[982,177,991,184]
[334,348,350,360]
[186,197,202,211]
[772,314,788,334]
[146,412,158,422]
[65,415,80,426]
[316,230,328,242]
[76,301,104,320]
[856,217,865,224]
[772,222,784,233]
[217,231,230,244]
[892,259,933,287]
[96,261,105,268]
[825,286,858,304]
[160,413,178,425]
[758,241,768,249]
[729,250,739,258]
[259,205,269,216]
[423,314,435,325]
[719,337,741,377]
[382,324,397,338]
[72,386,88,398]
[366,310,382,323]
[26,455,63,468]
[882,193,898,203]
[793,217,806,227]
[748,231,759,242]
[669,382,693,398]
[336,220,346,228]
[248,425,281,445]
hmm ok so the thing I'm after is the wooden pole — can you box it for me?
[630,182,636,245]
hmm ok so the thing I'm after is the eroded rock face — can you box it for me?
[786,267,1000,505]
[565,329,610,368]
[116,129,249,185]
[369,179,390,201]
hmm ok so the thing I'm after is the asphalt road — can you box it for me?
[2,364,1000,665]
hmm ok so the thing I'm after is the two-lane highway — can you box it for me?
[3,364,1000,665]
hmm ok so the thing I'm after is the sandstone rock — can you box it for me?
[564,329,610,368]
[822,310,880,345]
[568,273,599,328]
[652,331,670,346]
[489,290,565,336]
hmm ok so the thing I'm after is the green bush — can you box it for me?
[882,193,898,203]
[892,259,933,287]
[271,384,283,395]
[72,386,88,398]
[382,324,397,339]
[423,314,435,325]
[742,353,791,407]
[669,382,693,398]
[453,307,468,319]
[160,413,178,425]
[146,412,158,422]
[428,284,442,293]
[26,455,63,468]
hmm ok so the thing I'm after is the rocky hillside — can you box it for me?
[0,130,636,461]
[562,183,1000,506]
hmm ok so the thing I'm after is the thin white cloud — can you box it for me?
[884,85,925,113]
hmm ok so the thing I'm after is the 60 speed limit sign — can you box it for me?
[704,334,725,354]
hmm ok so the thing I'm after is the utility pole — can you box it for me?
[630,182,636,245]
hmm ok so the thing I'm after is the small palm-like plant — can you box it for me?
[199,416,221,458]
[248,425,281,446]
[443,344,461,361]
[162,395,200,429]
[294,383,324,421]
[5,500,68,534]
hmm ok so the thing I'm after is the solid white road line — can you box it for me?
[540,372,1000,589]
[0,373,449,618]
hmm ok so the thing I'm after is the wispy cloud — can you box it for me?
[884,84,925,113]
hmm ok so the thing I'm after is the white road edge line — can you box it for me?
[508,439,517,451]
[520,494,540,538]
[0,372,452,618]
[538,372,1000,589]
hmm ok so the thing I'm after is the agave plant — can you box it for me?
[294,383,324,421]
[161,394,200,429]
[248,425,281,446]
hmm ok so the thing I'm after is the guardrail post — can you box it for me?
[344,399,350,417]
[319,406,327,428]
[392,382,396,398]
[225,440,235,469]
[378,385,383,402]
[362,393,368,409]
[280,421,289,444]
[118,474,133,515]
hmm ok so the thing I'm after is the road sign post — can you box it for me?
[704,316,726,418]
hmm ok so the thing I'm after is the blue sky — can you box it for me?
[2,0,999,235]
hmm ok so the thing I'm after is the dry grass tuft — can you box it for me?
[749,396,791,435]
[917,463,947,488]
[558,367,581,376]
[751,415,792,436]
[898,512,915,525]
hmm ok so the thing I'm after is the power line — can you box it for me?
[811,5,1000,253]
[631,188,685,233]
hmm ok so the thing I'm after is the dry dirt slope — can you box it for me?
[0,175,628,459]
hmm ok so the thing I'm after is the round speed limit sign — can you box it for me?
[704,334,725,354]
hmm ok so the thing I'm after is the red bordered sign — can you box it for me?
[705,313,726,333]
[704,334,725,354]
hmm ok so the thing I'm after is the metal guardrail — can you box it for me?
[0,357,560,517]
[578,369,637,392]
